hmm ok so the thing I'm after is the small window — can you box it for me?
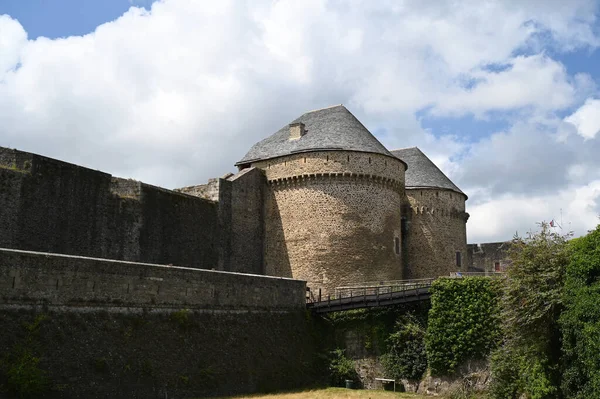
[494,261,501,272]
[395,237,400,255]
[456,251,462,267]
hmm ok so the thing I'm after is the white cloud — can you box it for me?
[565,98,600,139]
[468,180,600,242]
[0,14,27,73]
[432,55,579,117]
[0,0,599,243]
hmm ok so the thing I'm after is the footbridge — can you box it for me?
[305,272,502,314]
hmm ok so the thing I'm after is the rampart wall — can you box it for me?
[0,147,220,269]
[403,188,468,279]
[253,151,405,294]
[0,248,319,398]
[0,248,303,310]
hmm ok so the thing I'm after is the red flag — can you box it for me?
[550,220,555,227]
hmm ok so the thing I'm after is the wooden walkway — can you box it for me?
[306,278,434,313]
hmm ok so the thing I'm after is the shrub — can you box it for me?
[328,349,358,387]
[380,315,427,381]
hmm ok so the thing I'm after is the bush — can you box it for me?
[425,277,501,376]
[328,349,358,387]
[380,315,427,381]
[560,224,600,399]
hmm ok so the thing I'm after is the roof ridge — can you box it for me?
[303,104,344,114]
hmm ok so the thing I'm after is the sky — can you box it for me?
[1,0,600,243]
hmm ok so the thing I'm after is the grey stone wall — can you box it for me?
[0,249,317,398]
[403,188,469,279]
[0,248,304,310]
[466,241,512,272]
[255,151,405,295]
[0,147,219,269]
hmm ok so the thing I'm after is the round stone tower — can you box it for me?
[237,105,407,294]
[391,147,469,279]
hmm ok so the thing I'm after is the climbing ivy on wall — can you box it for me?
[425,277,501,376]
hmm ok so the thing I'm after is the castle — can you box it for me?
[0,105,469,295]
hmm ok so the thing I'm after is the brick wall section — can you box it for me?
[0,248,305,310]
[0,147,219,269]
[467,241,512,272]
[253,151,405,295]
[403,188,468,279]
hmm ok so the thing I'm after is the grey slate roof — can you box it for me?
[236,105,396,165]
[391,147,466,197]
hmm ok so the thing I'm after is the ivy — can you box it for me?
[425,277,501,376]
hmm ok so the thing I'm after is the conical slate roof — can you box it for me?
[236,105,396,166]
[391,147,466,197]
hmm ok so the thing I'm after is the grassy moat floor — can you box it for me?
[218,387,427,399]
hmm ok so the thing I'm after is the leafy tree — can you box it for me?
[490,222,571,399]
[560,224,600,399]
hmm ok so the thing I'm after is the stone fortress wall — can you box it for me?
[251,151,405,294]
[0,247,304,311]
[403,188,468,279]
[0,146,267,275]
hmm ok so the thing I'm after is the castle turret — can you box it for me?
[237,105,407,294]
[391,147,468,279]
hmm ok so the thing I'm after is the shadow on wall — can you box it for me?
[263,186,292,279]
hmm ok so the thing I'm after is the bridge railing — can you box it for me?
[331,278,434,301]
[449,272,505,278]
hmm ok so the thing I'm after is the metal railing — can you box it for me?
[333,278,434,300]
[449,271,505,278]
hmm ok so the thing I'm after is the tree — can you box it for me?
[490,222,571,399]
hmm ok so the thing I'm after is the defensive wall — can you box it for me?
[251,151,405,294]
[0,146,265,275]
[403,188,468,279]
[0,248,320,398]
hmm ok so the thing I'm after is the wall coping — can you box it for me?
[0,248,303,283]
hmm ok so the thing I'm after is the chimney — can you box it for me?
[289,122,306,140]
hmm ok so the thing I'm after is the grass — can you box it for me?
[216,387,427,399]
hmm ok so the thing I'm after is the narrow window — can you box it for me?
[369,157,371,164]
[326,155,329,162]
[347,155,350,162]
[395,237,400,255]
[303,157,306,163]
[385,160,387,166]
[456,251,462,267]
[494,261,501,272]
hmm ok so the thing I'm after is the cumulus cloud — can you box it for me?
[565,98,600,139]
[0,0,599,242]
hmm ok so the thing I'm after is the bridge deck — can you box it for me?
[306,286,431,313]
[306,278,434,314]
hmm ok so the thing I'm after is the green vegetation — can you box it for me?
[489,223,571,399]
[327,349,358,387]
[426,277,501,376]
[380,315,427,381]
[560,224,600,399]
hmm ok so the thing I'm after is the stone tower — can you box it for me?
[391,147,469,279]
[237,105,407,294]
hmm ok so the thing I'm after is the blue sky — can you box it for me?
[0,0,155,39]
[1,0,600,242]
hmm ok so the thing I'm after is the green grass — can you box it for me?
[216,387,426,399]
